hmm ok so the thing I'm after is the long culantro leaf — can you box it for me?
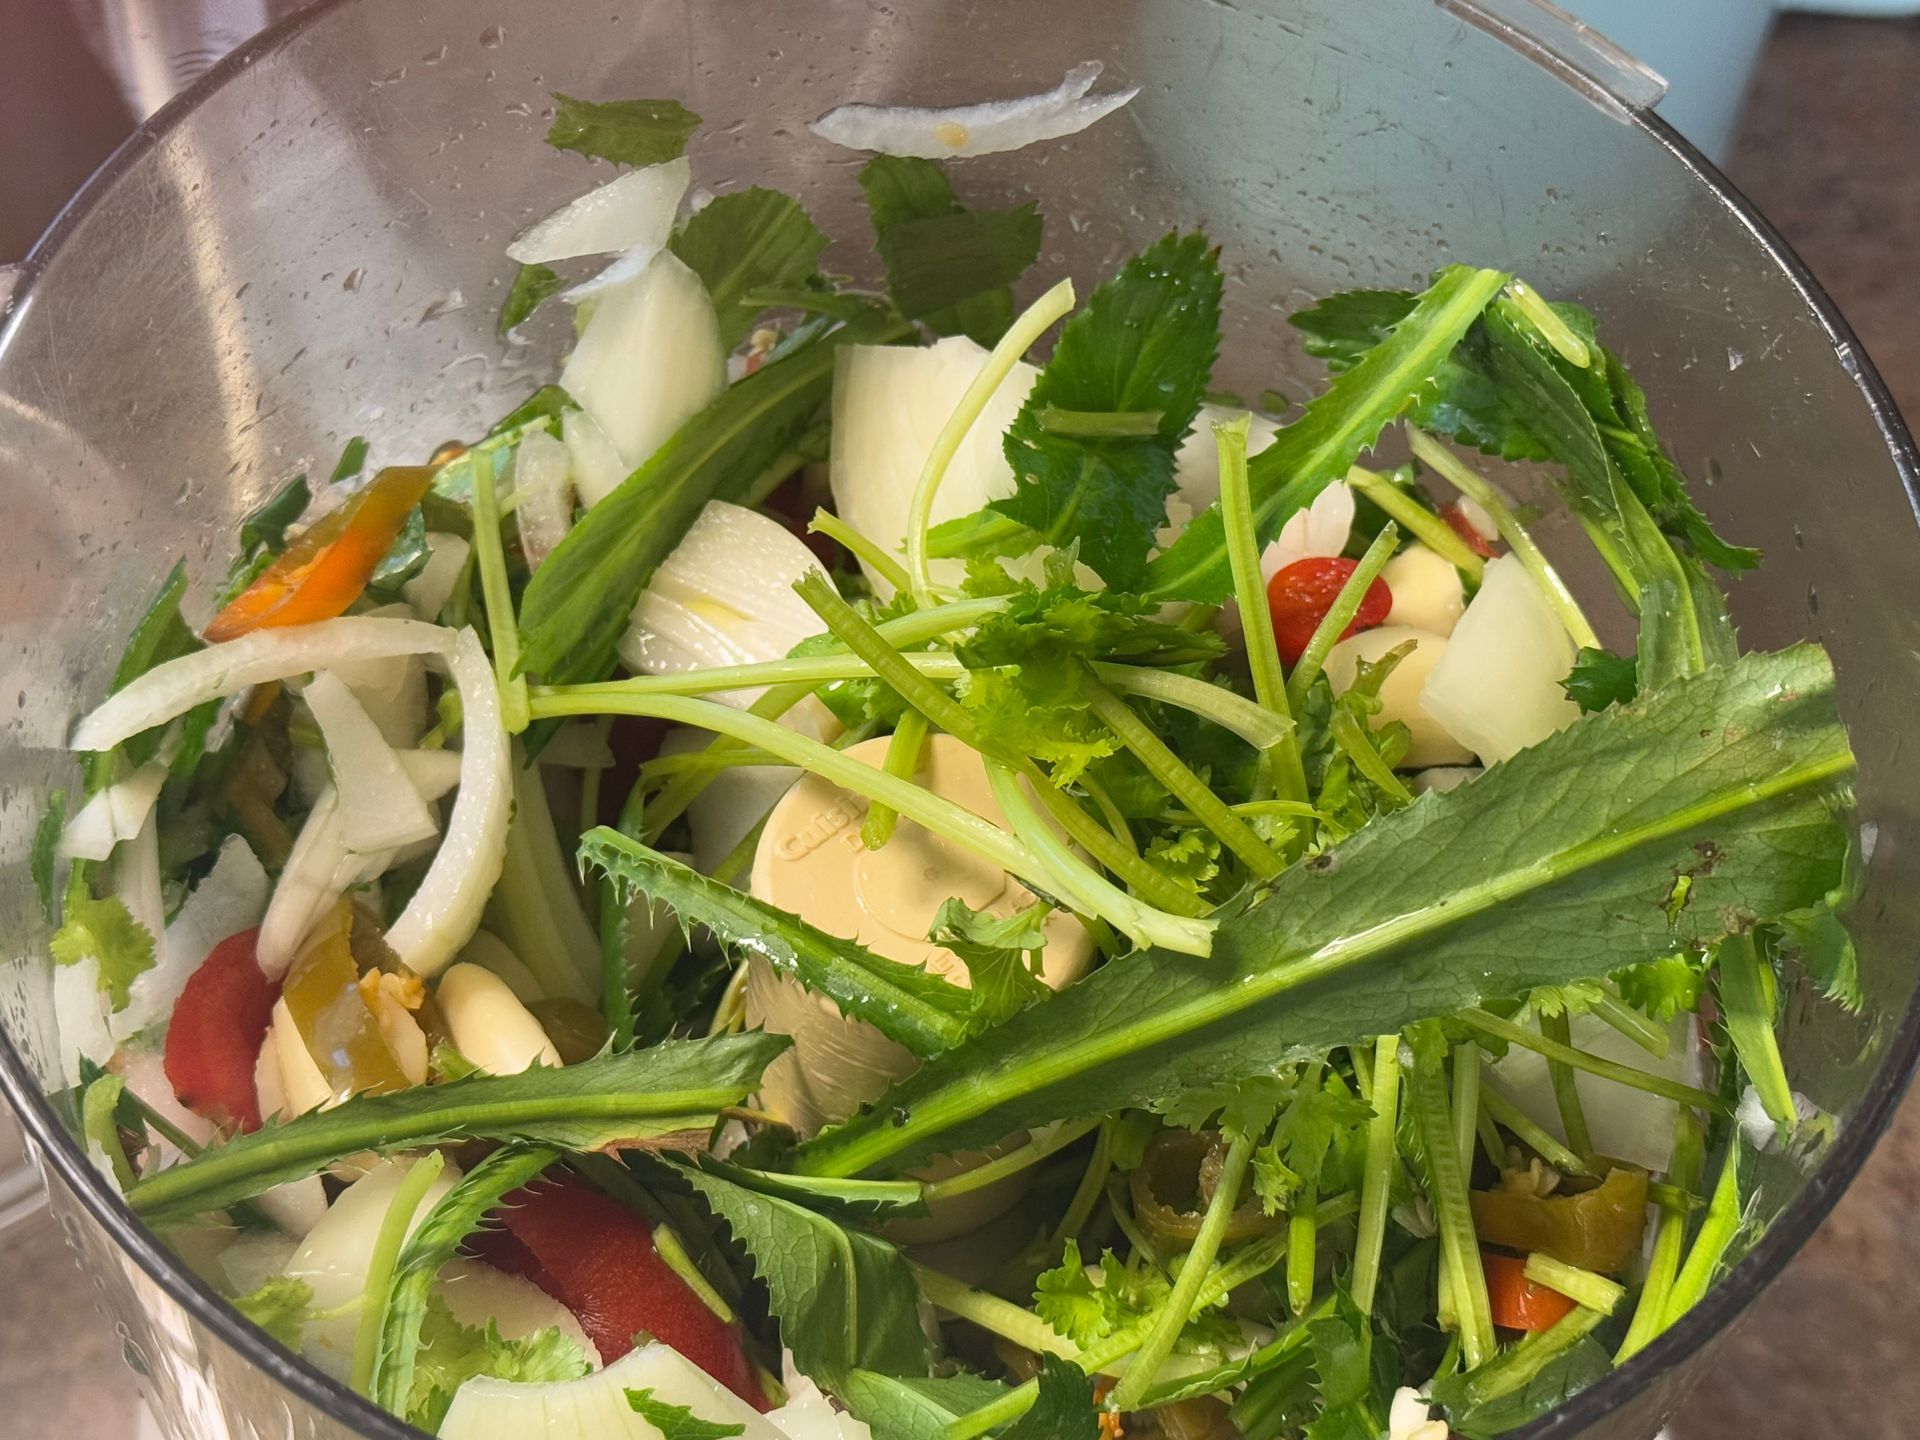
[125,1036,785,1221]
[1146,265,1510,602]
[578,830,977,1057]
[793,645,1853,1177]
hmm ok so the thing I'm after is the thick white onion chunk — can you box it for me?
[1381,544,1467,637]
[1419,554,1581,766]
[563,408,630,510]
[809,61,1137,159]
[285,1156,461,1381]
[560,251,725,473]
[404,533,471,623]
[59,760,169,862]
[1323,626,1475,769]
[830,336,1037,597]
[511,428,576,570]
[1261,482,1354,582]
[620,501,829,706]
[441,1340,786,1440]
[505,156,690,266]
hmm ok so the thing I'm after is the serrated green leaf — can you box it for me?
[795,645,1852,1177]
[859,156,1042,345]
[230,1275,315,1352]
[1561,647,1638,713]
[686,1154,928,1223]
[625,1388,746,1439]
[987,232,1221,588]
[927,897,1051,1026]
[545,93,700,166]
[579,830,975,1057]
[677,1163,930,1386]
[126,1035,784,1222]
[1150,266,1510,602]
[670,188,831,349]
[839,1371,1012,1440]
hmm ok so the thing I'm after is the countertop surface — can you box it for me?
[3,11,1920,1439]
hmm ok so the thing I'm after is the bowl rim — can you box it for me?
[2,3,1917,1437]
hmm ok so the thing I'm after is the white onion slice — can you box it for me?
[384,630,511,979]
[54,959,115,1084]
[436,1258,601,1369]
[72,616,453,755]
[830,336,1037,598]
[504,156,690,265]
[403,532,471,622]
[58,760,169,862]
[560,251,726,472]
[256,750,463,981]
[562,408,630,510]
[510,428,574,570]
[113,834,269,1042]
[619,501,828,707]
[809,60,1138,158]
[304,672,438,854]
[1419,554,1581,766]
[1260,481,1355,582]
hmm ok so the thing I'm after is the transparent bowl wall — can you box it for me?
[2,2,1917,1437]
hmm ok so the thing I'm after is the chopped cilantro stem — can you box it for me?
[1717,931,1798,1133]
[1286,522,1400,708]
[1477,1083,1596,1179]
[1590,990,1671,1058]
[1451,1041,1482,1172]
[1540,1009,1597,1168]
[911,1262,1081,1358]
[1348,465,1484,577]
[1616,1110,1703,1361]
[918,1117,1100,1203]
[1461,1009,1726,1111]
[1078,671,1284,880]
[1107,1126,1257,1411]
[1285,1189,1317,1316]
[1216,414,1308,802]
[1035,405,1165,438]
[1077,772,1139,858]
[986,761,1216,957]
[1349,1034,1403,1315]
[904,277,1076,607]
[1457,1305,1608,1408]
[1524,1253,1626,1315]
[1050,1119,1116,1248]
[1505,281,1592,369]
[1410,1042,1497,1368]
[1407,428,1601,651]
[787,572,1207,918]
[468,449,531,733]
[633,595,1011,838]
[808,507,911,595]
[351,1151,446,1396]
[861,709,929,849]
[1664,1139,1744,1326]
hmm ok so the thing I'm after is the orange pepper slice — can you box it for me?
[205,464,434,642]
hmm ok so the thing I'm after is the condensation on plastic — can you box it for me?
[0,2,1915,1439]
[1441,0,1669,120]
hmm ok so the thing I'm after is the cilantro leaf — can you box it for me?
[625,1388,746,1439]
[1143,829,1221,902]
[858,156,1042,345]
[1611,953,1708,1023]
[1154,1074,1292,1137]
[407,1294,589,1432]
[1033,1240,1113,1347]
[498,263,564,336]
[928,898,1051,1025]
[544,93,700,166]
[1561,646,1638,713]
[677,1163,930,1386]
[50,890,155,1013]
[670,188,831,349]
[1002,1356,1099,1440]
[989,231,1222,588]
[230,1275,315,1352]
